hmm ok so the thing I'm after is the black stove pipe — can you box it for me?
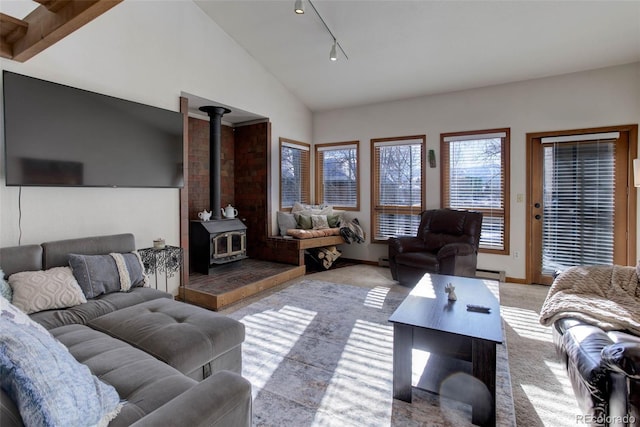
[199,106,231,220]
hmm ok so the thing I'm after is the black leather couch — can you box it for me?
[388,208,483,286]
[553,315,640,426]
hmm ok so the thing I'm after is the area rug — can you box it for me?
[223,279,516,426]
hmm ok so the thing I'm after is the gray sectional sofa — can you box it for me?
[0,234,251,426]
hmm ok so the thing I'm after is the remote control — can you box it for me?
[466,304,491,313]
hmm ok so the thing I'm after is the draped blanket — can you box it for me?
[539,265,640,335]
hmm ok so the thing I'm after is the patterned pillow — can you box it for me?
[9,267,87,314]
[0,297,122,426]
[311,214,329,230]
[0,269,12,302]
[68,252,149,299]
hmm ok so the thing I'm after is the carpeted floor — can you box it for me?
[221,269,517,426]
[499,281,581,426]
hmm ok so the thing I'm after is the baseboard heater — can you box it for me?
[476,268,506,282]
[379,257,505,282]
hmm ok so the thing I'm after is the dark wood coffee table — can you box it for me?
[389,273,503,426]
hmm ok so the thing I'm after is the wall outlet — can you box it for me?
[514,251,520,259]
[516,193,524,203]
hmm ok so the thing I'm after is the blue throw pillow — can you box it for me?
[0,298,123,426]
[0,269,12,302]
[68,252,149,298]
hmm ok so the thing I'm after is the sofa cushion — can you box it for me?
[30,287,172,330]
[88,298,245,379]
[9,267,87,314]
[563,324,612,389]
[68,252,149,298]
[51,324,196,427]
[0,298,122,427]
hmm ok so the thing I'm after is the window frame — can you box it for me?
[314,141,360,211]
[440,128,511,255]
[370,135,426,243]
[279,138,311,210]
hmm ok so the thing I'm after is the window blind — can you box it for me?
[541,138,615,274]
[372,137,424,240]
[316,143,358,208]
[280,140,310,207]
[441,131,508,252]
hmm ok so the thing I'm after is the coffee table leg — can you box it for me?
[472,339,496,427]
[393,323,412,402]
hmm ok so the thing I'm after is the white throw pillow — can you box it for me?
[312,214,329,230]
[9,267,87,314]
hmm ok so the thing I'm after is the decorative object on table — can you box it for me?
[197,210,212,221]
[222,204,238,219]
[153,238,165,249]
[444,282,457,301]
[137,246,183,293]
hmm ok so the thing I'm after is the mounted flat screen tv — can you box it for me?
[3,71,184,188]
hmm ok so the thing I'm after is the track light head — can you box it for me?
[329,41,337,61]
[294,0,304,14]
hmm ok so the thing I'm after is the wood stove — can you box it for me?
[190,105,249,274]
[190,219,247,274]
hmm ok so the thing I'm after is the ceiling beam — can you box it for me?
[1,0,123,63]
[0,13,29,59]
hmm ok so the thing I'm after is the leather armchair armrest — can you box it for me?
[601,342,640,379]
[130,371,252,427]
[437,242,475,260]
[388,236,427,255]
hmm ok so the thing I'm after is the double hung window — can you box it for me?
[371,136,425,241]
[441,129,510,253]
[280,138,310,209]
[315,142,359,210]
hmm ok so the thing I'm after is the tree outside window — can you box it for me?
[315,141,359,210]
[280,138,310,209]
[441,129,510,254]
[371,136,425,241]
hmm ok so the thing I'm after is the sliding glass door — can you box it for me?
[527,126,637,285]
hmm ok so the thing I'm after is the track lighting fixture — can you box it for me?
[294,0,348,62]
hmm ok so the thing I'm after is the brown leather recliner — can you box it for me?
[388,209,483,286]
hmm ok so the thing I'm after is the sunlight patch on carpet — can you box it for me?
[312,319,395,425]
[364,286,391,309]
[501,305,553,342]
[521,382,579,425]
[238,305,316,394]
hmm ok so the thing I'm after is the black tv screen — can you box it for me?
[3,71,184,188]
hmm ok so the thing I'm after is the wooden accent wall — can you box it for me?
[234,122,270,259]
[185,116,304,269]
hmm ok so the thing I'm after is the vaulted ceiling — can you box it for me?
[2,1,639,115]
[196,0,640,112]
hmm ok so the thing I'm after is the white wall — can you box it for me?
[0,0,313,295]
[313,62,640,280]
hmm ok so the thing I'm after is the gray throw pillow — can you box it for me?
[277,211,298,236]
[68,253,148,299]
